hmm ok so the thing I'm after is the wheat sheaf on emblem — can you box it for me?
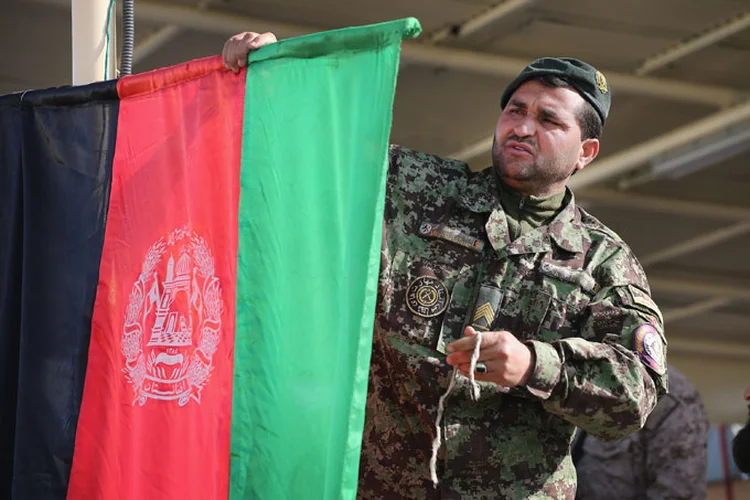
[121,227,223,407]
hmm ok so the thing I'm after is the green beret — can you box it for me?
[500,57,611,124]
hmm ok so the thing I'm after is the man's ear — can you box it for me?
[575,138,599,172]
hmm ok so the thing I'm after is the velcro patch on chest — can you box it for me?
[470,286,503,331]
[634,324,666,375]
[539,261,599,295]
[419,221,485,252]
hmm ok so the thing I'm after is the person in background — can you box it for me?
[574,364,708,499]
[222,32,668,498]
[732,386,750,473]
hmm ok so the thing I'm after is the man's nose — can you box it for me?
[512,116,534,137]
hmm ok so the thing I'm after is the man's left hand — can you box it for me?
[446,326,535,387]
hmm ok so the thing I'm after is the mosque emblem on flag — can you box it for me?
[122,227,223,406]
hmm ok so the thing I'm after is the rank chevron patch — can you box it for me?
[472,302,495,331]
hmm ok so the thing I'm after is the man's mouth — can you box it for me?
[504,141,534,156]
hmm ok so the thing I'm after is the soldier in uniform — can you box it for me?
[732,386,750,474]
[223,33,668,499]
[574,364,708,499]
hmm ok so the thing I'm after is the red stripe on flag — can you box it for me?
[68,56,244,500]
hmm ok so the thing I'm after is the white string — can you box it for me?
[430,365,457,486]
[429,331,483,487]
[468,330,483,401]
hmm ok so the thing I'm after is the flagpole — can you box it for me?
[71,0,114,85]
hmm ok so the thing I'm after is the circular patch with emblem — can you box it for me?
[406,276,449,318]
[419,222,433,235]
[634,324,665,375]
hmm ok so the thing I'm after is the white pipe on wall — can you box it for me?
[71,0,114,85]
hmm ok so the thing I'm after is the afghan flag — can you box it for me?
[0,18,421,500]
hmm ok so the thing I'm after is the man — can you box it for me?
[574,364,708,499]
[223,32,668,498]
[733,386,750,473]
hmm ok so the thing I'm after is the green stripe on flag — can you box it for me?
[231,18,421,499]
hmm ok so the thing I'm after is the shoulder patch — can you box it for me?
[634,324,666,375]
[627,286,664,325]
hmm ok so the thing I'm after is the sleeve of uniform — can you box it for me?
[643,393,708,499]
[523,246,668,441]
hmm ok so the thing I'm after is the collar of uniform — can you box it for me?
[457,167,498,213]
[456,167,584,253]
[496,177,567,216]
[547,190,584,254]
[500,194,582,257]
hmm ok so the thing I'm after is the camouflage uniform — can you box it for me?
[358,146,668,499]
[575,365,707,499]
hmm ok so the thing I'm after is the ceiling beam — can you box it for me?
[38,0,743,108]
[134,25,181,65]
[663,297,732,324]
[400,43,741,107]
[636,11,750,76]
[428,0,540,42]
[640,222,750,267]
[568,99,750,190]
[649,273,750,302]
[667,337,750,360]
[579,189,750,221]
[133,0,217,66]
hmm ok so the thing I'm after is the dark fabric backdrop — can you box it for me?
[0,82,118,500]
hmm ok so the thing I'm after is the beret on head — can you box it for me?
[500,57,611,124]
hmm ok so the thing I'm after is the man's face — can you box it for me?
[492,80,598,196]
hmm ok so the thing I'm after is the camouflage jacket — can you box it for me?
[575,365,707,500]
[358,146,668,499]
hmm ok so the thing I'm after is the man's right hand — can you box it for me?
[222,32,278,73]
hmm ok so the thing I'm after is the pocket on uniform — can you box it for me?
[536,275,592,340]
[385,248,463,343]
[496,286,551,340]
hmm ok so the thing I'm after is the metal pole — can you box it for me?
[71,0,113,85]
